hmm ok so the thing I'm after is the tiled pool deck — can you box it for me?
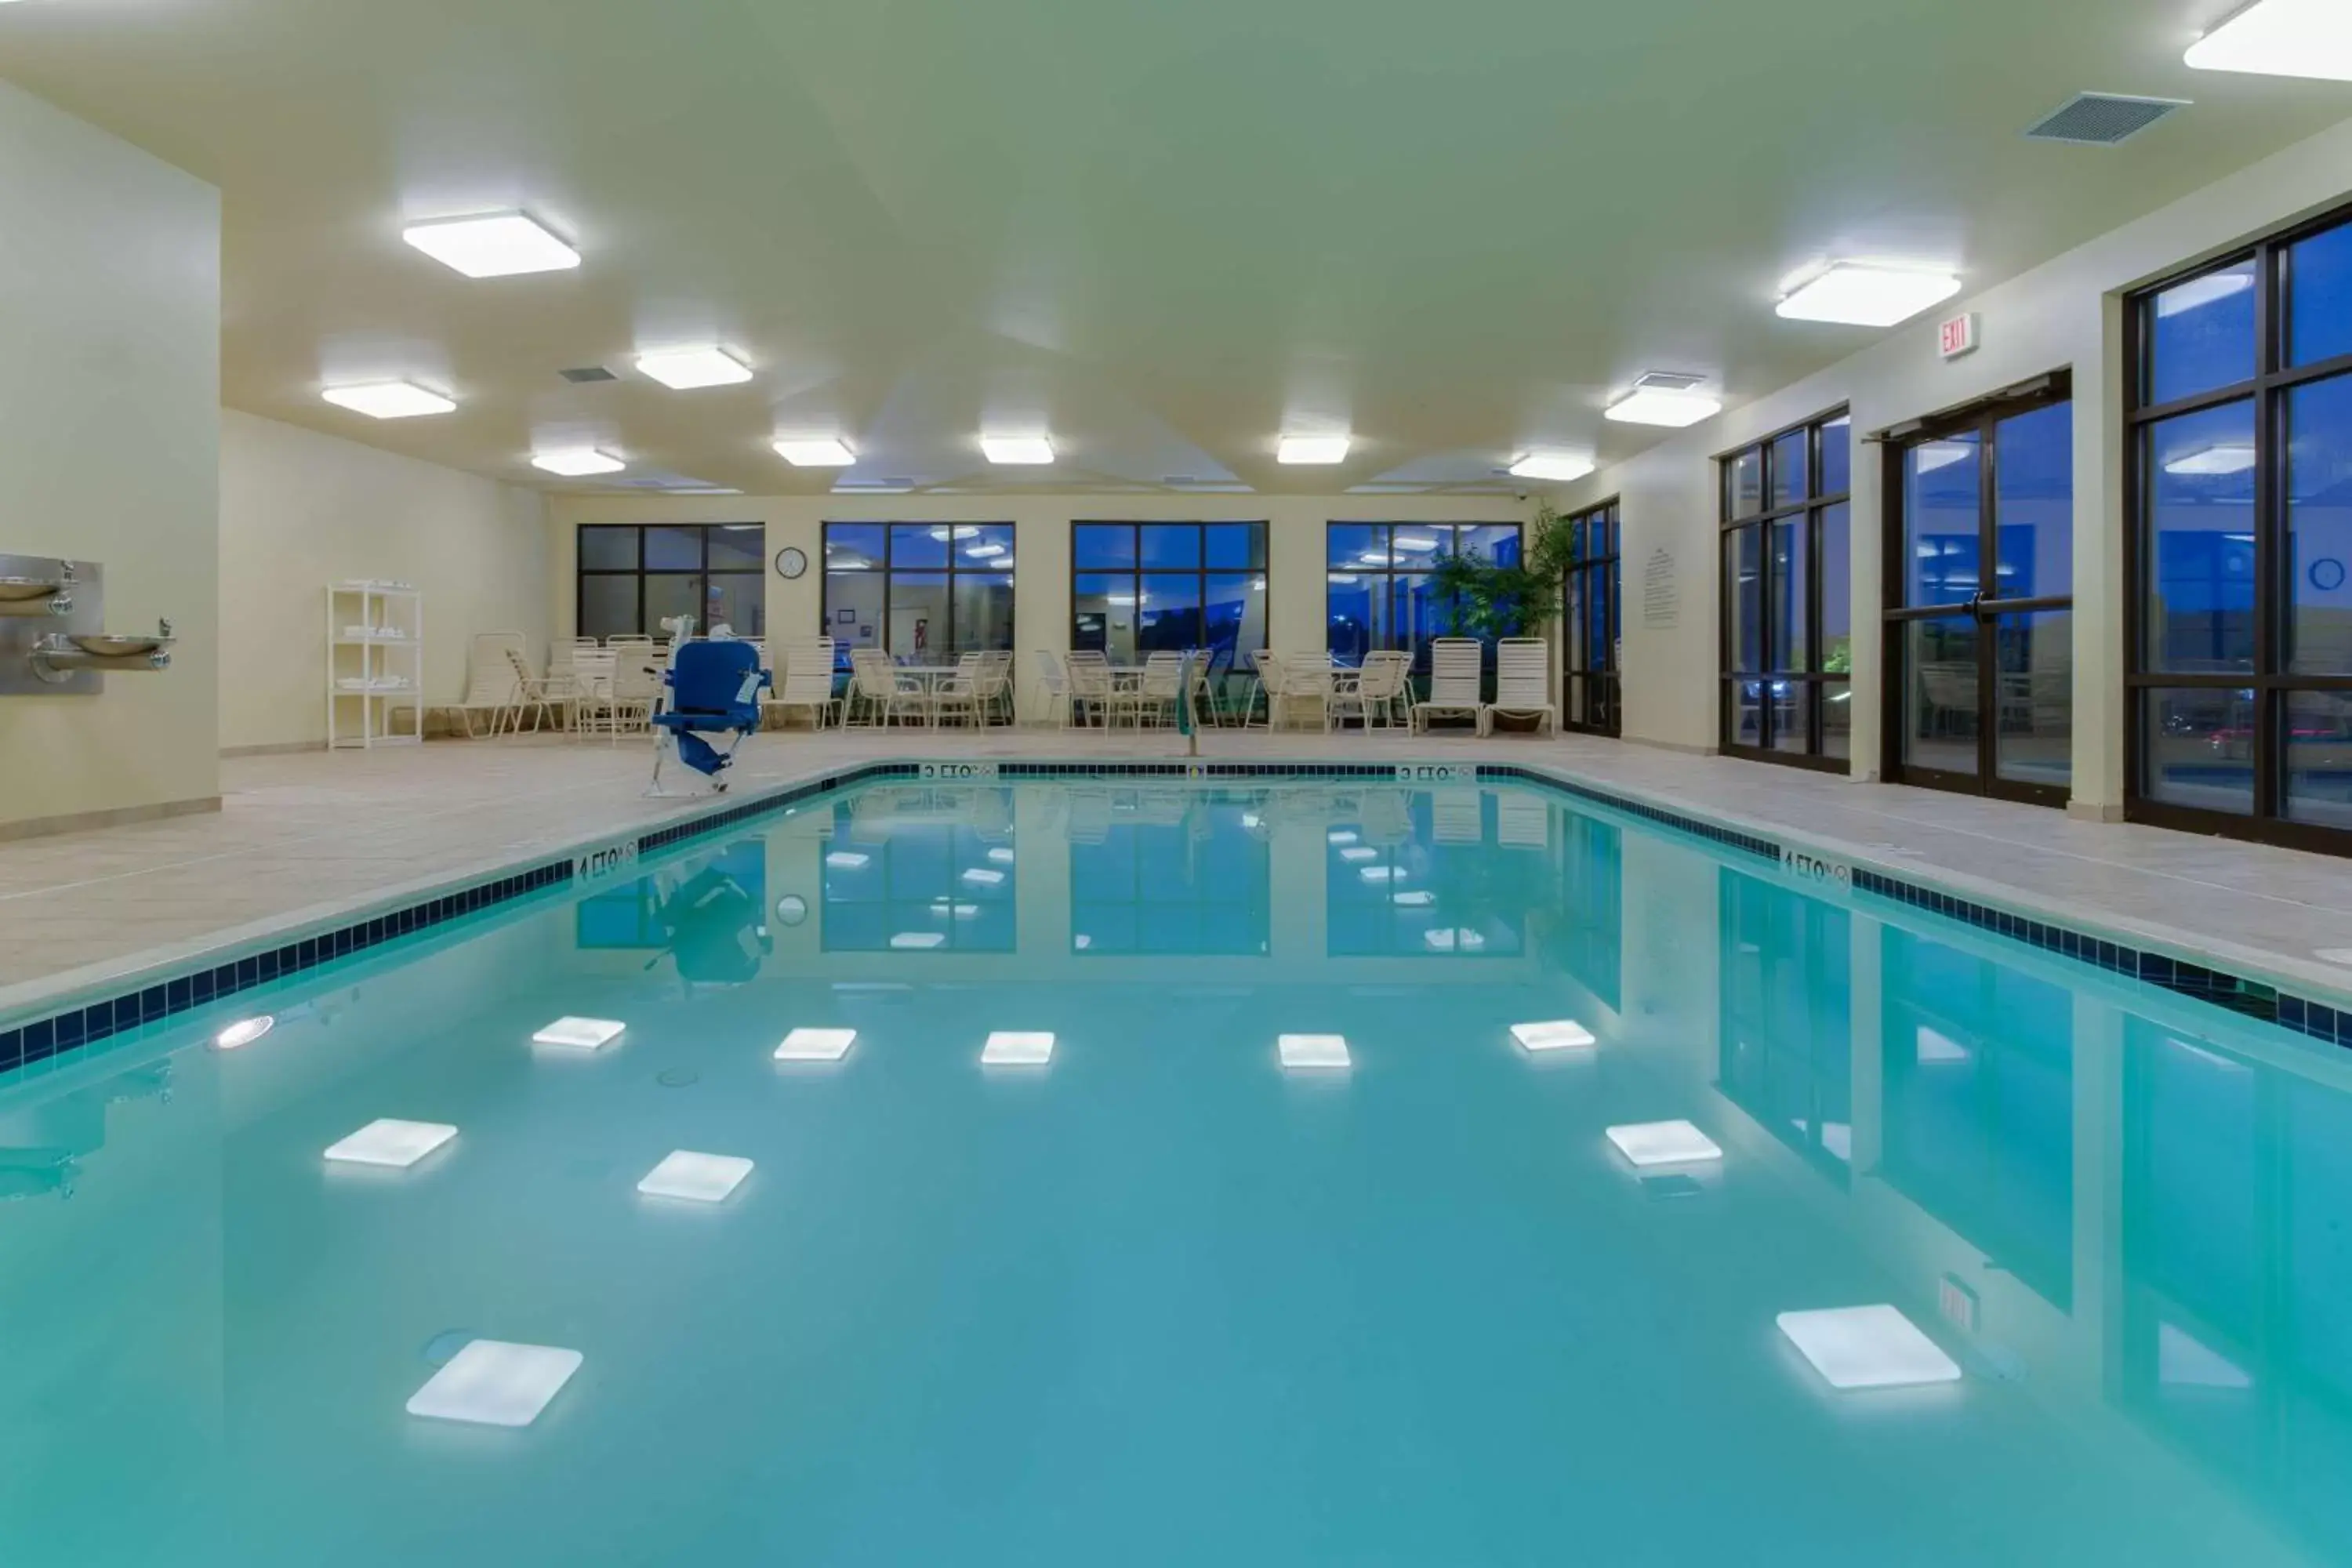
[4,728,2350,1029]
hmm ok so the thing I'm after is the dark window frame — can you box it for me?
[1323,521,1525,670]
[2124,201,2352,855]
[1562,499,1622,737]
[1067,520,1271,667]
[575,523,767,639]
[820,521,1017,659]
[1717,409,1852,771]
[1879,372,2076,809]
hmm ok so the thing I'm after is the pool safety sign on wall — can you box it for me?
[920,760,999,780]
[572,840,640,884]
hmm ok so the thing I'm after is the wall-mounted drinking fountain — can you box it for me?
[0,555,177,696]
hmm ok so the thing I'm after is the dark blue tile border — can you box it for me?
[1479,760,2351,1054]
[5,756,2347,1083]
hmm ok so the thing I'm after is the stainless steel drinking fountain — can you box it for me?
[0,555,178,696]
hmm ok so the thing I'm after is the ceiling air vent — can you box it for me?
[2024,93,2187,147]
[559,365,618,383]
[1632,370,1707,392]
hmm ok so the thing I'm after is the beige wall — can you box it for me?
[0,80,220,833]
[544,494,1534,717]
[218,410,548,751]
[1556,112,2352,817]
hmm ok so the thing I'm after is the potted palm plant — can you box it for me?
[1427,505,1581,724]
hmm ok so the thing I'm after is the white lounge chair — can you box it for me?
[768,637,839,730]
[1413,638,1486,735]
[1033,648,1073,728]
[1489,638,1558,735]
[1065,650,1115,728]
[455,631,527,737]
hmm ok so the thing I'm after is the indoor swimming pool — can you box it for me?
[3,772,2350,1566]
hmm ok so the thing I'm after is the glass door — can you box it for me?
[1884,383,2074,804]
[1563,500,1621,735]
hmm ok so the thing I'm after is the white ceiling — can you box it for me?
[2,0,2348,497]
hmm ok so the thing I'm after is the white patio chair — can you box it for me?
[1033,648,1073,728]
[769,637,839,730]
[932,652,988,729]
[608,646,666,741]
[1362,651,1414,728]
[1065,650,1115,728]
[455,631,527,737]
[1414,638,1487,735]
[495,647,563,736]
[1113,652,1185,728]
[1489,637,1558,736]
[848,648,927,727]
[1272,652,1334,731]
[570,647,619,739]
[1243,650,1280,729]
[981,649,1018,724]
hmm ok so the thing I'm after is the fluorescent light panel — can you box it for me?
[1606,1120,1723,1167]
[981,1030,1055,1065]
[1777,1305,1962,1390]
[322,381,456,419]
[407,1340,583,1427]
[1278,435,1351,465]
[324,1118,457,1169]
[532,448,624,477]
[775,1027,856,1062]
[2186,0,2352,81]
[982,435,1054,465]
[775,438,855,466]
[637,1149,754,1203]
[637,347,753,390]
[1509,452,1596,482]
[401,212,579,278]
[1605,388,1721,427]
[891,931,946,949]
[1777,264,1962,327]
[1279,1033,1352,1069]
[1511,1018,1595,1052]
[531,1017,625,1051]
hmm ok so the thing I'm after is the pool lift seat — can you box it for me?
[649,636,771,797]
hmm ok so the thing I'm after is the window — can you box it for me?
[576,524,765,639]
[1563,501,1621,735]
[1326,522,1522,670]
[822,523,1014,662]
[2128,205,2352,850]
[1070,521,1268,669]
[1719,412,1852,768]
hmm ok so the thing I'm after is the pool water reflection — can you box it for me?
[0,779,2344,1566]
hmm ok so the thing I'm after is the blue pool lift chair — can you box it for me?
[648,637,771,797]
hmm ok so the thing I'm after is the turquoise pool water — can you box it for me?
[2,777,2347,1566]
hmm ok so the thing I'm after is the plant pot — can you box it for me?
[1489,711,1545,735]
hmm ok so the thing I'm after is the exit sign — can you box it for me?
[1939,311,1980,360]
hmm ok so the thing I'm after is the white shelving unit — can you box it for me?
[327,582,423,750]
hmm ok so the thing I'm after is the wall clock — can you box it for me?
[775,546,808,579]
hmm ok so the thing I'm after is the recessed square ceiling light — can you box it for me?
[532,448,625,477]
[982,435,1055,465]
[637,1149,754,1203]
[1605,387,1722,427]
[1606,1120,1724,1167]
[773,437,854,466]
[775,1027,857,1062]
[1510,1018,1595,1052]
[1278,435,1352,465]
[324,1118,457,1169]
[637,347,753,390]
[1279,1033,1352,1069]
[406,1340,583,1427]
[1777,264,1963,327]
[531,1017,626,1051]
[775,437,855,466]
[1776,1305,1962,1390]
[1509,452,1596,482]
[2186,0,2352,81]
[891,931,947,949]
[401,212,580,278]
[321,381,456,419]
[981,1030,1056,1065]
